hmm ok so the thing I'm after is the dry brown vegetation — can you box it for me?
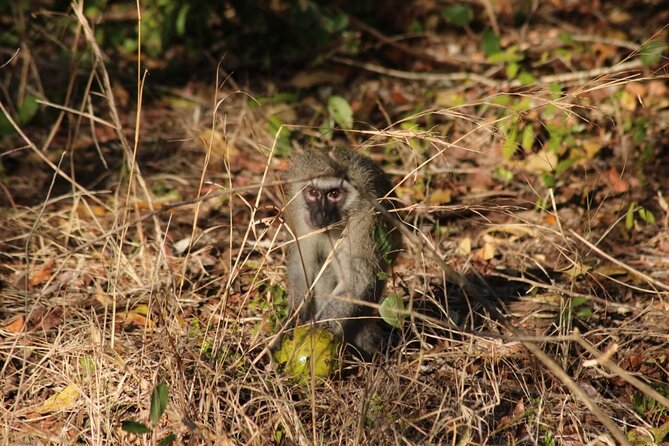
[1,1,669,445]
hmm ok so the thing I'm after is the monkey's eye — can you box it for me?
[327,189,343,201]
[305,187,321,201]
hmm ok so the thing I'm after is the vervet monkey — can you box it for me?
[283,147,401,359]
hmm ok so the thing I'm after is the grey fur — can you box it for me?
[283,147,401,359]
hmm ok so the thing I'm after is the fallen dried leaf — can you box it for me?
[37,384,79,414]
[117,310,156,331]
[606,168,629,193]
[476,241,497,260]
[30,260,55,287]
[558,262,592,279]
[4,315,25,333]
[456,236,472,256]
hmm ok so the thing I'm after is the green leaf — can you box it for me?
[268,114,292,157]
[482,29,501,57]
[506,62,519,79]
[638,207,655,224]
[511,97,532,112]
[575,307,592,319]
[0,110,15,136]
[273,327,339,381]
[487,45,523,63]
[121,420,151,435]
[558,32,574,45]
[521,125,535,152]
[158,433,177,446]
[321,12,348,33]
[79,356,96,373]
[251,92,299,107]
[540,173,556,188]
[380,295,405,328]
[652,420,669,443]
[517,71,535,85]
[570,297,588,308]
[175,4,190,37]
[501,122,519,160]
[442,4,473,27]
[327,95,353,129]
[18,95,39,124]
[376,271,390,281]
[548,82,563,100]
[374,224,395,264]
[150,384,169,425]
[625,202,635,230]
[535,195,548,212]
[555,157,577,174]
[494,166,514,184]
[640,40,666,65]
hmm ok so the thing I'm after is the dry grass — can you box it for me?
[2,3,669,446]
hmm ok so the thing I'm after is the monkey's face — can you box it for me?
[301,177,355,229]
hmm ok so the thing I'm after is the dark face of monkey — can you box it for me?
[302,178,351,229]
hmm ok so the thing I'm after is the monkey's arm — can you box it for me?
[315,219,383,324]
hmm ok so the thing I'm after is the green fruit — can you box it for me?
[274,327,340,380]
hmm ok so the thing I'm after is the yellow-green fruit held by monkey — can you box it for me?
[274,327,340,379]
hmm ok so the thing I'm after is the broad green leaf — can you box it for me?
[570,297,588,307]
[555,157,577,174]
[521,125,534,152]
[482,29,500,57]
[487,46,523,63]
[491,94,510,106]
[150,384,169,425]
[273,327,339,381]
[640,40,666,65]
[380,295,405,328]
[121,420,151,435]
[18,95,38,124]
[540,173,556,188]
[442,4,473,27]
[158,433,177,446]
[575,307,592,319]
[506,61,519,79]
[327,95,353,129]
[517,71,535,85]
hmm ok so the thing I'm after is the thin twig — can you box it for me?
[570,229,669,292]
[332,56,499,88]
[574,330,669,410]
[333,56,647,90]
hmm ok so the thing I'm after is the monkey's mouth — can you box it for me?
[305,215,340,231]
[305,215,327,230]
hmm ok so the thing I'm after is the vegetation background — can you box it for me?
[1,0,668,444]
